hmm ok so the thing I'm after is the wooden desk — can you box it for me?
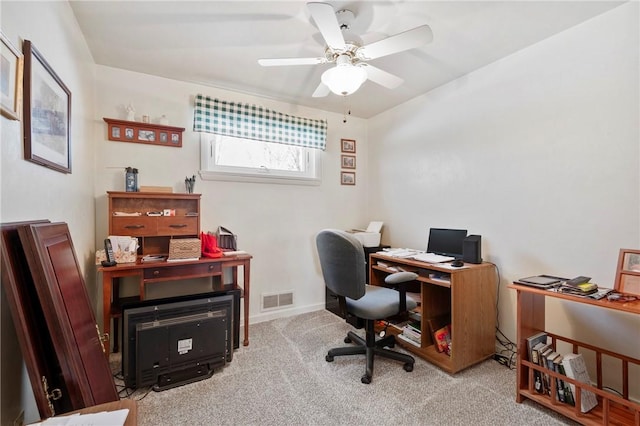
[369,253,497,373]
[508,283,640,425]
[99,254,251,355]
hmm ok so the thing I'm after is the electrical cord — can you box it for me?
[486,261,517,369]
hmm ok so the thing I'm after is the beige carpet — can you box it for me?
[115,310,577,425]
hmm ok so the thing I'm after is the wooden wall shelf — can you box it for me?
[103,117,185,147]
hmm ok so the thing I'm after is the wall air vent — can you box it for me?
[261,291,294,311]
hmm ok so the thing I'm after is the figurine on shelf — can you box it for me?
[126,102,135,121]
[159,114,169,125]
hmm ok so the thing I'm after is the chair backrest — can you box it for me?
[316,229,366,300]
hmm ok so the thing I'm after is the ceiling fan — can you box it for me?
[258,2,433,97]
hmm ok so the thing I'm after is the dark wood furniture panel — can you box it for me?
[1,221,118,419]
[369,253,497,374]
[18,223,118,406]
[0,220,72,418]
[508,283,640,425]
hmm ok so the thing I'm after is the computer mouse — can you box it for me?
[451,259,464,267]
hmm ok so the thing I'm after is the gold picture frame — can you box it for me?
[341,138,356,153]
[341,171,355,185]
[1,31,23,120]
[614,248,640,296]
[341,154,356,169]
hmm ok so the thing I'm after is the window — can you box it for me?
[200,133,322,185]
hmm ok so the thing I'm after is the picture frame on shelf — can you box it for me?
[341,171,355,185]
[23,40,71,173]
[1,31,23,120]
[614,248,640,296]
[341,138,356,153]
[341,154,356,169]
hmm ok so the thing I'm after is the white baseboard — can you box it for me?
[246,302,326,325]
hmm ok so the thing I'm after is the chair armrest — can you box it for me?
[385,272,418,312]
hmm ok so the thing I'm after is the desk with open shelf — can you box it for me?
[508,283,640,425]
[369,253,497,373]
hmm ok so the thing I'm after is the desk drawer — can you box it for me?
[111,216,156,236]
[144,262,221,280]
[157,217,198,236]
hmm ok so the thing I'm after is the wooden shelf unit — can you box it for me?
[103,117,185,147]
[108,191,200,256]
[369,253,497,374]
[509,283,640,425]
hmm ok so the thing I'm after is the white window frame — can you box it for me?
[199,133,322,185]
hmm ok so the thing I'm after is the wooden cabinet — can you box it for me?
[508,283,640,425]
[108,191,200,256]
[369,253,497,374]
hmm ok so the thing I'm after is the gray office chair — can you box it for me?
[316,229,418,384]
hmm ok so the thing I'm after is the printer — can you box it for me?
[347,221,383,247]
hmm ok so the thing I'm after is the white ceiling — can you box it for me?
[69,1,624,118]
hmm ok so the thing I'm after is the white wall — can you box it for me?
[92,66,369,324]
[369,2,639,396]
[0,2,97,424]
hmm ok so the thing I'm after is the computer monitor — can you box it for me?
[427,228,468,258]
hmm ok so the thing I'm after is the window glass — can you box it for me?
[200,133,321,185]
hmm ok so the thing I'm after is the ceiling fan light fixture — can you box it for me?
[321,56,367,96]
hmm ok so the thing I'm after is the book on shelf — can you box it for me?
[561,353,598,413]
[538,344,553,395]
[433,324,451,355]
[553,355,574,406]
[530,342,547,394]
[426,314,450,347]
[396,332,420,347]
[526,331,548,394]
[545,352,566,403]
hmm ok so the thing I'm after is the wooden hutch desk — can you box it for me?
[369,253,497,373]
[99,254,251,356]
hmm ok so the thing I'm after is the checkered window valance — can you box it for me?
[193,95,327,150]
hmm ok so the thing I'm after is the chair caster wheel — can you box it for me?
[361,375,371,384]
[403,363,414,372]
[344,337,352,344]
[326,355,334,362]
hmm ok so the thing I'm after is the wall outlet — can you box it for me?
[13,410,25,426]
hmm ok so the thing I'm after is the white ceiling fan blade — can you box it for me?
[258,57,325,66]
[312,82,330,97]
[358,25,433,60]
[361,64,404,89]
[307,2,345,50]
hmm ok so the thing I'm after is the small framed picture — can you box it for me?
[341,155,356,169]
[159,132,168,143]
[341,138,356,153]
[1,31,23,121]
[341,171,355,185]
[615,249,640,296]
[171,133,179,143]
[111,126,121,139]
[124,128,134,139]
[138,129,155,142]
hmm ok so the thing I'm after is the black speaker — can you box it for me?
[462,235,482,264]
